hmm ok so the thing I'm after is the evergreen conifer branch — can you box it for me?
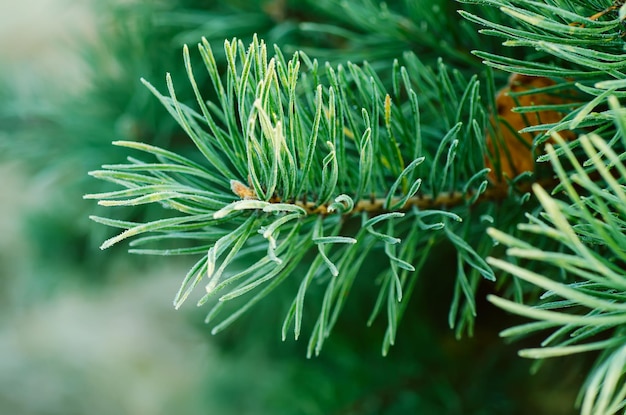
[460,0,625,145]
[85,32,498,354]
[85,1,626,369]
[487,125,626,414]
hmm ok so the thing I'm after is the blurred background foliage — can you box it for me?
[0,0,585,413]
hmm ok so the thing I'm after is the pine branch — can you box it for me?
[85,33,499,355]
[85,1,626,369]
[487,123,626,414]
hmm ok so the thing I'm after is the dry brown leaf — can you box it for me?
[485,73,576,185]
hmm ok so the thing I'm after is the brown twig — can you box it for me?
[251,177,560,216]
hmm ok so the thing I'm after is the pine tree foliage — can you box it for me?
[85,34,494,356]
[84,0,626,411]
[458,1,626,413]
[488,129,626,415]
